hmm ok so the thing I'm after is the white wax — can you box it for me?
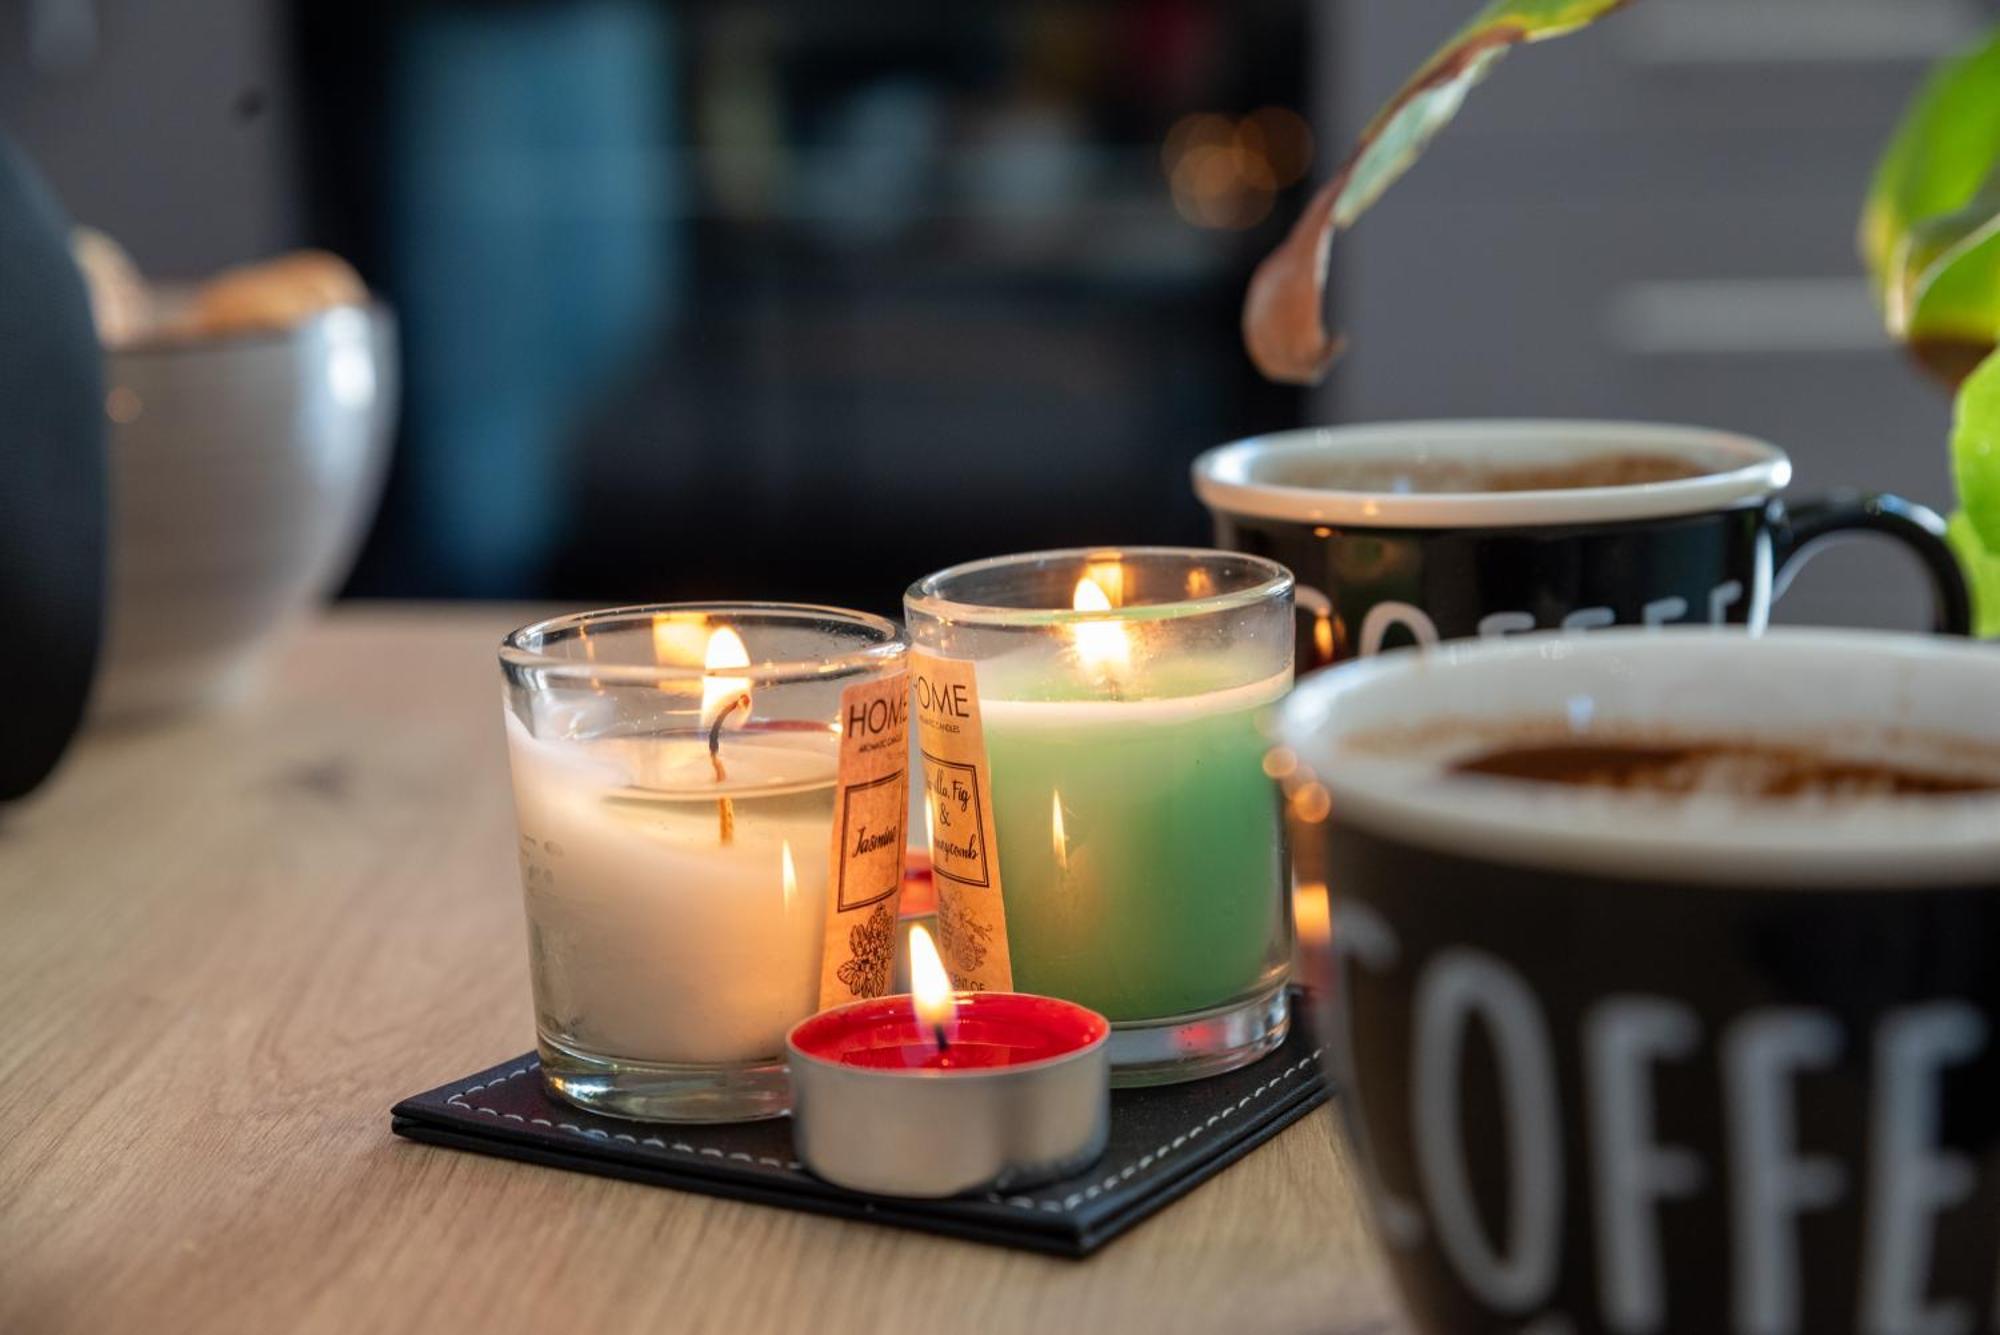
[506,715,835,1066]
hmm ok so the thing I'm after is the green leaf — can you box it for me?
[1952,349,2000,551]
[1244,0,1634,384]
[1862,26,2000,384]
[1946,510,2000,639]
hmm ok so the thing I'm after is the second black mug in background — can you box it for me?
[1193,420,1972,671]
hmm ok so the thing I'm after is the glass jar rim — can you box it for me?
[904,546,1293,629]
[500,601,908,687]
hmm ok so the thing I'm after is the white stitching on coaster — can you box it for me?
[435,1048,1324,1218]
[990,1049,1324,1215]
[431,1064,834,1181]
[446,1064,539,1108]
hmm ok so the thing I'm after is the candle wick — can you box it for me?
[709,693,750,843]
[707,693,750,774]
[932,1023,950,1053]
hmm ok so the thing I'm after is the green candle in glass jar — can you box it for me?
[980,669,1289,1023]
[907,549,1296,1086]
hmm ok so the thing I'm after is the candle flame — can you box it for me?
[781,840,797,911]
[1051,790,1069,872]
[651,612,710,667]
[1081,557,1126,606]
[1071,575,1132,676]
[700,627,753,732]
[908,923,956,1038]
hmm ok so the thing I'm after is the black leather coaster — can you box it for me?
[392,1012,1326,1257]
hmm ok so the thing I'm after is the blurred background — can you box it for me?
[5,0,1992,626]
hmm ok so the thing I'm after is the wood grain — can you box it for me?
[0,605,1402,1335]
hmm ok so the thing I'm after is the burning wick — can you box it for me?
[700,627,754,844]
[706,692,750,776]
[908,923,956,1056]
[706,692,749,843]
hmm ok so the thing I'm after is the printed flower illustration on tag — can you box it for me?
[935,896,993,985]
[835,904,895,998]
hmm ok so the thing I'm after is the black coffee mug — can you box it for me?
[1194,421,1972,671]
[1275,630,2000,1335]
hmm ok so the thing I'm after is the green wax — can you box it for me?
[980,675,1288,1022]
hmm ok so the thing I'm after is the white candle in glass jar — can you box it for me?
[506,714,835,1066]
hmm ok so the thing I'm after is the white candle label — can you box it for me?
[818,670,914,1007]
[910,651,1015,992]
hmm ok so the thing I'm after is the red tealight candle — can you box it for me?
[786,926,1111,1197]
[791,993,1105,1071]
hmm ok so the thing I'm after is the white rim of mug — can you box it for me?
[500,602,908,688]
[905,546,1294,629]
[1191,419,1793,528]
[1274,628,2000,887]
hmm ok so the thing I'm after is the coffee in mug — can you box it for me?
[1449,736,1999,797]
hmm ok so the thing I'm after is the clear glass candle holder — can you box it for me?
[499,603,908,1122]
[905,548,1295,1085]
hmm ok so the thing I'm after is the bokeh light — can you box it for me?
[1162,106,1315,231]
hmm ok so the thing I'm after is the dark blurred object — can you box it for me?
[301,0,1311,611]
[0,135,106,800]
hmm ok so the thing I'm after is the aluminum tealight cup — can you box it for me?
[786,992,1111,1198]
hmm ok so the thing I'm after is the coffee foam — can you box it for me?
[1342,716,2000,801]
[1277,630,2000,887]
[1260,451,1709,496]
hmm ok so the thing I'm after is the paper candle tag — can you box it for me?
[817,670,913,1008]
[910,651,1014,992]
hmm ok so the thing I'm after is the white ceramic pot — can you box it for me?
[93,304,397,721]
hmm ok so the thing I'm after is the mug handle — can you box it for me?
[1770,492,1972,636]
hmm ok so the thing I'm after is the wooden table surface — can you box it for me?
[0,605,1400,1335]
